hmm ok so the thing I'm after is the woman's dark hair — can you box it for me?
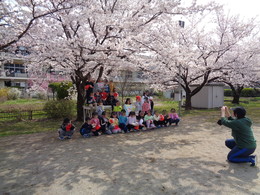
[102,111,106,115]
[121,109,126,113]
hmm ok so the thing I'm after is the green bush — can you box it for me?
[224,89,233,97]
[224,88,260,97]
[49,82,73,100]
[7,88,21,100]
[0,88,9,102]
[241,88,259,97]
[43,100,75,118]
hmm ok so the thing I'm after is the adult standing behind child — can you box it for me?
[109,80,115,93]
[220,106,257,166]
[103,79,110,93]
[58,118,75,140]
[85,78,94,102]
[141,91,149,106]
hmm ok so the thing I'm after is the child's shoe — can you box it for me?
[67,136,72,139]
[250,155,257,166]
[58,136,64,140]
[83,134,91,138]
[151,124,156,128]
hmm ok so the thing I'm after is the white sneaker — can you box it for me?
[251,155,257,167]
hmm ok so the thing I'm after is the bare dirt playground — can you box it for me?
[0,116,259,195]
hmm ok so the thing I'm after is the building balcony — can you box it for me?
[0,72,28,78]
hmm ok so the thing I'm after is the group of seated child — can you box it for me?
[58,108,180,140]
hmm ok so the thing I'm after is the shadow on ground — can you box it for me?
[0,117,259,195]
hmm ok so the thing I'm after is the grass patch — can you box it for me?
[0,98,47,111]
[0,97,259,137]
[0,119,59,137]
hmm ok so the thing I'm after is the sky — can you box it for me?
[197,0,260,19]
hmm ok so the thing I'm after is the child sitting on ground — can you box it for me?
[109,112,121,134]
[58,118,75,140]
[99,111,112,135]
[127,111,139,131]
[162,109,169,126]
[153,110,165,128]
[119,109,128,133]
[80,117,92,138]
[90,112,101,136]
[144,110,155,129]
[136,111,146,130]
[168,108,180,126]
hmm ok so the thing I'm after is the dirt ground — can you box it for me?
[0,116,259,195]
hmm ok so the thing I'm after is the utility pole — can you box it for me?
[178,20,185,116]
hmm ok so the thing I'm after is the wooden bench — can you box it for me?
[83,105,113,122]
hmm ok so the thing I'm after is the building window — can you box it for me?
[4,63,27,76]
[125,70,132,78]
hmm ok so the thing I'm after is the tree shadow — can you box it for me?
[0,121,259,195]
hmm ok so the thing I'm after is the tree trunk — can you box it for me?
[75,81,86,121]
[232,94,240,104]
[185,93,192,110]
[229,84,243,104]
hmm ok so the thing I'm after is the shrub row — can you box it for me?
[43,100,75,118]
[224,88,260,97]
[0,88,21,102]
[48,81,73,100]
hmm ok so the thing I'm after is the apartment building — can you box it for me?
[0,47,69,90]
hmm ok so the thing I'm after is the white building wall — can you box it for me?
[191,86,210,108]
[191,84,224,108]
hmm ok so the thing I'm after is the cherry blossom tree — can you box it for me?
[26,0,204,120]
[218,37,260,104]
[136,10,259,110]
[0,0,74,52]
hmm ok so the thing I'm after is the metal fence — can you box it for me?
[0,109,48,120]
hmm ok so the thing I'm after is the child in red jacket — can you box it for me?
[58,118,75,140]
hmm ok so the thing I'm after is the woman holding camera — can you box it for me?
[220,106,257,166]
